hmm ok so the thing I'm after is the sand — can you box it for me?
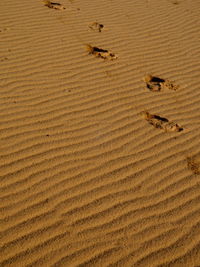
[0,0,200,266]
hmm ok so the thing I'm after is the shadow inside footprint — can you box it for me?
[150,76,165,83]
[91,47,108,53]
[151,114,169,123]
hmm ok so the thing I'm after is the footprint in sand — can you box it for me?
[0,57,8,62]
[142,111,183,132]
[143,74,179,92]
[0,27,10,33]
[89,22,104,32]
[187,154,200,174]
[43,0,66,10]
[168,0,180,5]
[86,44,117,60]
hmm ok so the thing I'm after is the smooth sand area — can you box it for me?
[1,0,200,266]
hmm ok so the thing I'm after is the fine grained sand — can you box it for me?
[0,0,200,266]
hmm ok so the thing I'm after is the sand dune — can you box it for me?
[0,0,200,266]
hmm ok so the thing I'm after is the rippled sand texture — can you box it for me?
[1,0,200,266]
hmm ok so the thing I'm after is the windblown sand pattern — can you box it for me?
[0,0,200,266]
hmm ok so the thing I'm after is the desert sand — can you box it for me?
[0,0,200,266]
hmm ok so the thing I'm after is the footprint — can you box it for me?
[86,44,117,60]
[0,27,10,33]
[43,0,66,10]
[0,57,8,62]
[168,0,180,4]
[144,74,179,92]
[187,154,200,174]
[142,111,183,132]
[89,22,104,32]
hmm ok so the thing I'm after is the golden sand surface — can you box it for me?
[0,0,200,266]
